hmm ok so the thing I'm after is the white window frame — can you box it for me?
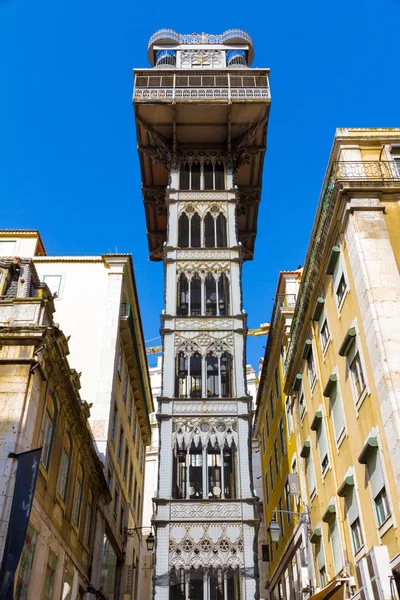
[327,370,346,447]
[331,251,349,311]
[306,346,317,391]
[305,443,316,499]
[315,409,330,477]
[42,273,65,299]
[345,328,369,410]
[318,306,331,356]
[299,386,306,421]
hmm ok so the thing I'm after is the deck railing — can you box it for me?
[134,73,270,103]
[332,161,400,180]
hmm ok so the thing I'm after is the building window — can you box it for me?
[299,390,306,419]
[374,488,390,526]
[179,160,225,191]
[176,352,202,398]
[364,444,390,526]
[315,417,329,474]
[100,536,117,598]
[275,368,280,398]
[205,273,217,316]
[15,524,37,600]
[315,538,327,588]
[328,383,345,443]
[111,403,118,441]
[178,210,227,248]
[269,457,274,490]
[278,497,284,537]
[123,372,128,403]
[329,517,343,574]
[113,486,119,521]
[132,410,136,444]
[279,419,286,457]
[262,428,266,454]
[285,397,293,436]
[265,407,270,436]
[42,550,57,600]
[128,390,133,423]
[391,147,400,175]
[140,444,144,473]
[265,470,269,504]
[57,430,72,501]
[118,427,124,463]
[39,393,57,470]
[72,462,84,526]
[117,345,123,378]
[269,391,275,420]
[137,492,141,520]
[129,464,133,497]
[123,446,129,480]
[320,318,330,351]
[285,481,292,524]
[133,477,137,509]
[305,452,316,496]
[119,503,125,536]
[42,274,63,298]
[350,351,366,401]
[274,439,280,475]
[331,251,347,307]
[85,489,94,545]
[350,517,363,554]
[178,213,189,247]
[172,441,236,500]
[307,349,317,388]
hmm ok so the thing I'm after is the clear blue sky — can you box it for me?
[1,0,399,369]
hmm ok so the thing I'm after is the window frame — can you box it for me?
[39,392,58,471]
[56,430,72,502]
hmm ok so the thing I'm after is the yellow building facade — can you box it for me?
[255,271,305,599]
[283,129,400,600]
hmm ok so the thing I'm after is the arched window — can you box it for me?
[207,442,222,498]
[190,273,201,316]
[218,273,230,316]
[178,214,189,248]
[221,352,233,398]
[216,214,227,247]
[190,353,202,398]
[191,162,201,190]
[204,213,215,248]
[39,393,57,470]
[204,161,214,190]
[191,213,201,248]
[176,351,202,398]
[215,162,225,190]
[57,430,72,501]
[206,353,219,397]
[179,163,190,190]
[72,461,84,525]
[177,273,189,316]
[205,273,217,316]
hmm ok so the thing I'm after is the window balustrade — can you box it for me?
[178,212,227,248]
[177,272,230,317]
[176,351,233,398]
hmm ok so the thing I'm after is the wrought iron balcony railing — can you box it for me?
[331,161,400,181]
[134,73,270,103]
[276,294,297,309]
[148,29,253,49]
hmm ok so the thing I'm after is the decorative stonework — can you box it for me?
[174,318,232,330]
[176,260,230,275]
[173,401,237,414]
[178,203,227,218]
[176,250,232,261]
[175,331,234,354]
[170,502,242,520]
[180,49,224,69]
[172,416,237,449]
[169,522,243,570]
[177,192,230,201]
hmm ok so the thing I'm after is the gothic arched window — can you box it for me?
[204,161,214,190]
[205,273,217,316]
[191,162,201,190]
[179,163,190,190]
[176,351,202,398]
[206,353,219,397]
[218,273,230,316]
[215,162,225,190]
[190,273,201,316]
[178,214,189,248]
[221,352,233,398]
[216,214,227,247]
[191,213,201,248]
[190,353,202,398]
[204,213,215,248]
[177,273,189,316]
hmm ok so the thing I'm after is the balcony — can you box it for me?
[134,72,270,103]
[332,160,400,181]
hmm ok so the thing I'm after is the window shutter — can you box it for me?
[329,519,343,574]
[317,422,328,465]
[345,489,358,525]
[332,251,342,288]
[367,450,384,497]
[306,454,316,494]
[330,389,345,440]
[317,539,325,570]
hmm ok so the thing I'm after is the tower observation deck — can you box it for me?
[133,29,270,600]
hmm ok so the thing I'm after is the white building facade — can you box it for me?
[133,30,271,600]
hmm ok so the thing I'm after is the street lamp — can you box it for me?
[124,526,155,552]
[267,517,281,544]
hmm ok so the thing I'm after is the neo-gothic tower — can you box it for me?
[133,29,270,600]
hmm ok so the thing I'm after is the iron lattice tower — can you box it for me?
[133,29,270,600]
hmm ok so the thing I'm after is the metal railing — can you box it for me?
[332,160,400,180]
[276,294,297,309]
[148,29,253,48]
[134,73,270,103]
